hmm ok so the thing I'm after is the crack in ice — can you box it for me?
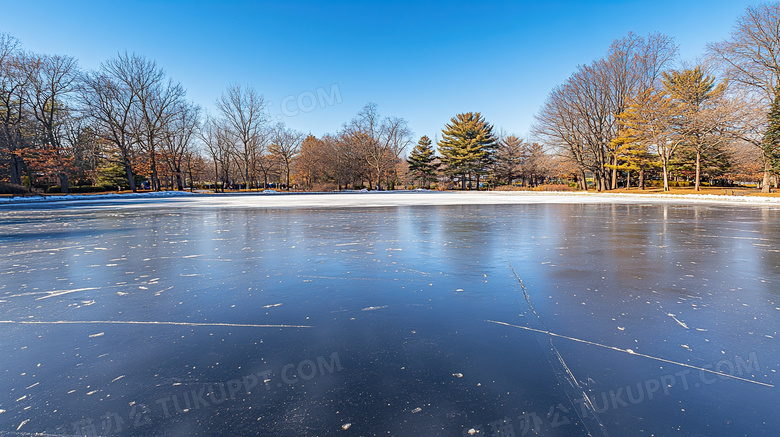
[486,319,774,388]
[508,263,610,437]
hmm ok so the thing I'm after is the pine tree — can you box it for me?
[406,135,440,188]
[437,112,497,190]
[616,89,677,191]
[761,85,780,192]
[492,135,524,186]
[608,129,661,189]
[662,66,728,191]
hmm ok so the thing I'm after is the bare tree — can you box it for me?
[162,101,200,190]
[268,123,303,190]
[216,84,268,189]
[534,32,677,191]
[63,114,101,184]
[104,53,185,191]
[344,103,412,190]
[599,33,677,188]
[0,34,30,185]
[724,90,776,189]
[708,3,780,191]
[79,69,138,191]
[27,54,79,192]
[331,131,368,189]
[534,68,612,190]
[708,3,780,104]
[523,142,552,187]
[199,115,232,192]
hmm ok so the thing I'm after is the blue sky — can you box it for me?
[3,0,756,143]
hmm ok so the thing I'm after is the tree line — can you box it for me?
[533,3,780,193]
[2,3,780,194]
[0,29,556,194]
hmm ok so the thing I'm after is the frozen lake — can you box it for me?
[0,195,778,436]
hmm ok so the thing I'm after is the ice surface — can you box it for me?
[0,200,777,435]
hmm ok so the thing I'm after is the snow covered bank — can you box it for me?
[2,190,779,209]
[0,190,198,204]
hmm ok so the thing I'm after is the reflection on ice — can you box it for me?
[0,200,778,435]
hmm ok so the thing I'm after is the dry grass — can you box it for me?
[494,184,576,192]
[606,186,779,197]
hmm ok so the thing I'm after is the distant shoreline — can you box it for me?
[2,190,780,208]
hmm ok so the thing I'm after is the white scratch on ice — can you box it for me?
[34,287,98,300]
[668,313,689,329]
[486,319,773,388]
[0,320,312,328]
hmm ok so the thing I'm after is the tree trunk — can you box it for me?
[150,148,159,191]
[10,155,24,185]
[214,162,220,192]
[762,159,772,193]
[662,161,670,192]
[694,150,701,191]
[611,156,618,190]
[59,173,69,194]
[124,160,136,192]
[580,169,588,191]
[639,169,645,190]
[461,174,467,190]
[286,163,292,191]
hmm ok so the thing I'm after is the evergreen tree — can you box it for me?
[616,89,678,191]
[762,85,780,188]
[608,129,661,189]
[97,162,132,189]
[406,135,440,188]
[670,140,732,183]
[492,135,524,185]
[437,112,497,190]
[662,66,728,191]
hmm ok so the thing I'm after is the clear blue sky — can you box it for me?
[3,0,757,144]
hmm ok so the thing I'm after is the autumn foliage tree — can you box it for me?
[616,89,679,191]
